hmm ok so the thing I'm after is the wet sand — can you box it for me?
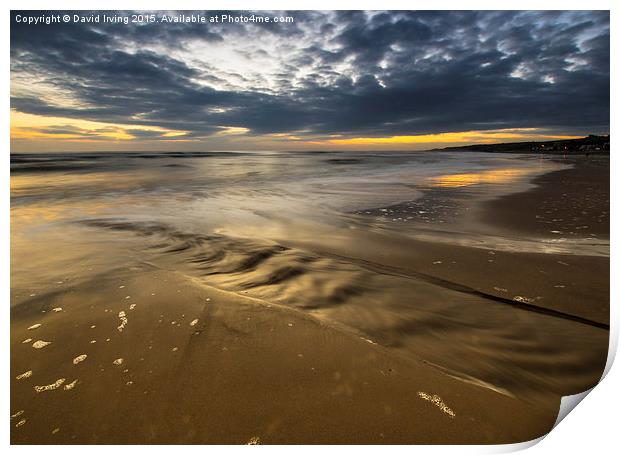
[11,267,557,444]
[482,157,609,239]
[10,152,609,444]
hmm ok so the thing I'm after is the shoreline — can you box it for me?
[481,157,609,239]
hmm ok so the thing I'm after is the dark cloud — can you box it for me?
[11,10,610,140]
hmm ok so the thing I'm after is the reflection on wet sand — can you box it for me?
[10,151,609,444]
[428,167,540,187]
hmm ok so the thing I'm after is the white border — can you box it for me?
[3,1,617,453]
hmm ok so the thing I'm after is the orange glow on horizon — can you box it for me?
[10,111,189,142]
[322,129,581,146]
[10,110,584,152]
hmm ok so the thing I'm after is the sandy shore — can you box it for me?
[10,153,609,444]
[482,157,609,239]
[11,266,557,444]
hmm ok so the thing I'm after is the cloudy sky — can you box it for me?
[10,10,609,152]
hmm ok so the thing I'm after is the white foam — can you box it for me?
[32,340,51,349]
[117,311,128,332]
[64,379,78,390]
[73,354,87,365]
[16,370,33,380]
[34,378,65,393]
[417,391,456,418]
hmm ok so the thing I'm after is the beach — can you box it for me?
[10,151,609,444]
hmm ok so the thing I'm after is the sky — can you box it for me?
[10,10,610,152]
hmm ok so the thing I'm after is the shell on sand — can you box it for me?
[22,338,32,344]
[27,323,42,330]
[190,319,199,326]
[52,307,63,312]
[32,340,52,349]
[113,358,124,366]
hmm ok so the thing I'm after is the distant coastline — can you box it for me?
[434,134,610,154]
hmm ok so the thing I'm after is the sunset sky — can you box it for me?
[10,10,609,152]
